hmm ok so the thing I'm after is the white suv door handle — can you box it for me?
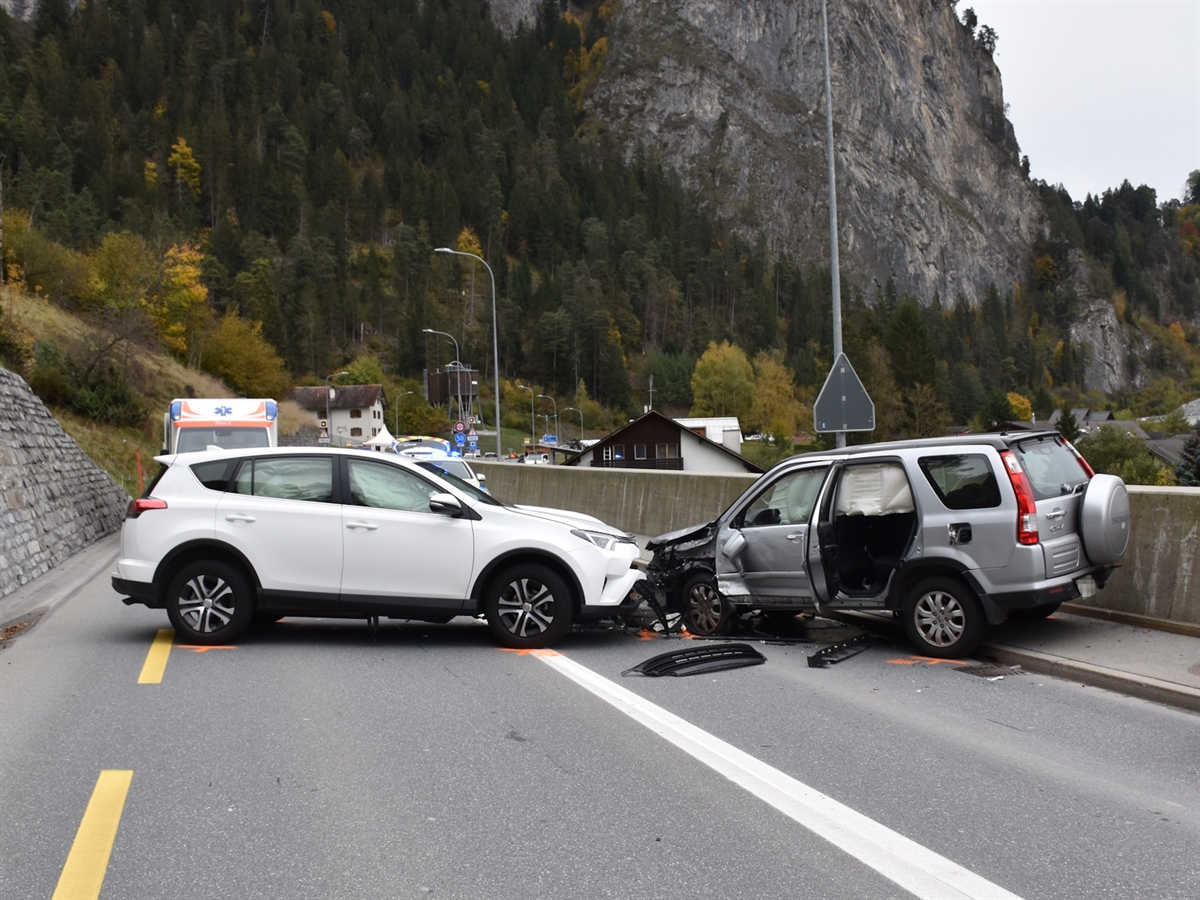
[1045,508,1066,519]
[786,532,805,542]
[224,514,256,523]
[346,521,378,531]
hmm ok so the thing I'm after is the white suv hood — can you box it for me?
[510,504,626,536]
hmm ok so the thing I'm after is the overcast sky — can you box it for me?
[967,0,1200,204]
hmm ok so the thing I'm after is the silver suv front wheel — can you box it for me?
[903,576,985,658]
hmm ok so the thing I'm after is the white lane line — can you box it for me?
[533,649,1023,900]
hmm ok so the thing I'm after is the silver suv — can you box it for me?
[645,432,1129,657]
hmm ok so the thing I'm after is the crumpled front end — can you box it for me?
[644,520,719,609]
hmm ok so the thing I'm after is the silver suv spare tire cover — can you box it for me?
[1079,474,1130,567]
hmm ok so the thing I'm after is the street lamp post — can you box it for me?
[517,384,534,448]
[394,391,413,434]
[434,248,501,459]
[422,327,464,418]
[421,327,460,365]
[324,371,348,441]
[564,407,584,442]
[537,394,558,445]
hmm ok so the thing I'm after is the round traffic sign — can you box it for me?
[453,420,467,434]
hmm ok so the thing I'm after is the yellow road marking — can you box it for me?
[52,770,133,900]
[137,629,174,684]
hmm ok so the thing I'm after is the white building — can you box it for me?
[672,416,744,452]
[291,384,388,445]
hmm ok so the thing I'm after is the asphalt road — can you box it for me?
[1,575,1197,900]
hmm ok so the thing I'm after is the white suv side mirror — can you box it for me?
[429,492,463,516]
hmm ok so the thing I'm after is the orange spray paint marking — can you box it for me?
[887,655,966,666]
[175,645,238,653]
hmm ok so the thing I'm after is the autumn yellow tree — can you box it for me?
[150,244,212,364]
[1007,391,1033,424]
[690,340,755,418]
[749,350,799,442]
[200,312,290,398]
[92,232,156,311]
[167,137,201,202]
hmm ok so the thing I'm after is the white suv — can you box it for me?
[113,447,644,648]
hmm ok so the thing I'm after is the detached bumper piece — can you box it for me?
[807,634,874,668]
[623,643,766,677]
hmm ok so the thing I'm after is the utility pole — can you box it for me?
[822,0,846,448]
[0,153,6,284]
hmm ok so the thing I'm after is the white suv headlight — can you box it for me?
[571,529,636,551]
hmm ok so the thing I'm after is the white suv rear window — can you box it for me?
[233,457,334,502]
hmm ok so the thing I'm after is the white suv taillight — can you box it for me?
[1000,451,1039,545]
[126,498,167,519]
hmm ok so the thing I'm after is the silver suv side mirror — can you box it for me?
[722,532,747,558]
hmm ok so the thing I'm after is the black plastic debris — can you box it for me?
[807,633,874,668]
[623,642,767,677]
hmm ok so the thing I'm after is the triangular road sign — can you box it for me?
[813,353,875,433]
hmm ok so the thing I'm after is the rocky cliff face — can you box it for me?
[496,0,1045,308]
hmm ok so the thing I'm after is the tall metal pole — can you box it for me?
[394,391,413,434]
[564,407,584,441]
[434,248,501,459]
[518,384,534,448]
[822,0,846,449]
[538,394,557,444]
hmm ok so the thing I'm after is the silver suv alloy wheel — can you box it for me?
[912,588,965,648]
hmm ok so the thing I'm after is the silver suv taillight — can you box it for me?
[1000,451,1039,545]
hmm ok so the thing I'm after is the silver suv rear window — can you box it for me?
[1012,437,1088,500]
[918,454,1001,509]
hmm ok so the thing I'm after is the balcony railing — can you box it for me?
[590,458,683,470]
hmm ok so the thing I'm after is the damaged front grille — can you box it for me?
[623,643,767,677]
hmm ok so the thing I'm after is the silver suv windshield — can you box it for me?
[1012,437,1089,499]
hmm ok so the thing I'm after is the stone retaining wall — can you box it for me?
[474,461,1199,626]
[0,368,130,599]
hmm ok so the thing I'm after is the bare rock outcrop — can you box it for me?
[573,0,1045,306]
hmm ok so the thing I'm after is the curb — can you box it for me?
[1059,603,1200,639]
[979,642,1200,714]
[0,534,121,630]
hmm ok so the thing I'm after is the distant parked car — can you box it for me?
[395,445,489,493]
[645,432,1129,657]
[113,447,645,648]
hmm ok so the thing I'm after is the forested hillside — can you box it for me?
[1,0,1197,470]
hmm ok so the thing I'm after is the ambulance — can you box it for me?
[163,398,279,454]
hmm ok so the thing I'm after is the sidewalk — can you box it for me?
[0,533,121,635]
[978,607,1200,714]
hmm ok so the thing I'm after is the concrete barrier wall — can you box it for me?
[1113,486,1199,625]
[0,368,130,599]
[474,462,1199,626]
[473,461,758,539]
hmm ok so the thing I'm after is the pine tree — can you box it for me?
[1176,422,1200,487]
